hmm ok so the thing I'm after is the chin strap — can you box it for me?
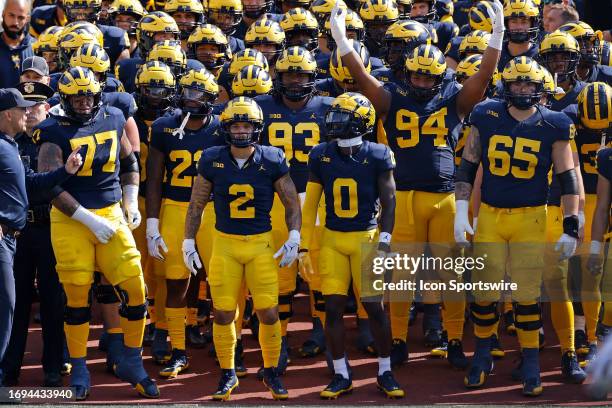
[172,112,191,139]
[337,136,363,147]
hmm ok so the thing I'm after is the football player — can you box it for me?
[32,26,63,74]
[244,19,286,78]
[455,56,579,396]
[234,0,282,40]
[231,65,274,98]
[279,0,313,14]
[147,40,188,78]
[70,43,125,92]
[163,0,204,45]
[329,0,504,368]
[206,0,245,54]
[409,0,459,55]
[256,46,333,374]
[310,0,346,32]
[182,97,301,400]
[146,69,223,378]
[447,30,491,70]
[115,11,181,93]
[359,0,398,60]
[108,0,146,58]
[35,66,158,400]
[280,8,320,53]
[559,22,612,85]
[132,61,178,362]
[498,0,540,71]
[301,92,403,399]
[445,1,495,68]
[315,40,371,98]
[29,1,68,38]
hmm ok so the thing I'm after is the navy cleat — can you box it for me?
[376,371,405,399]
[580,343,598,368]
[105,333,124,374]
[430,330,448,358]
[151,328,171,365]
[575,329,589,355]
[212,369,239,401]
[186,325,207,349]
[159,349,189,378]
[262,367,289,400]
[276,336,290,375]
[390,338,408,367]
[521,348,542,396]
[447,339,469,370]
[561,350,586,384]
[490,334,505,359]
[70,357,90,401]
[356,318,376,355]
[143,323,155,347]
[299,317,326,357]
[464,337,493,388]
[114,347,160,398]
[320,374,352,399]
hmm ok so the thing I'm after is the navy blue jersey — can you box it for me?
[315,77,343,97]
[34,105,127,209]
[372,67,400,84]
[498,42,539,72]
[549,81,586,112]
[433,21,459,57]
[198,144,289,235]
[446,36,462,64]
[116,57,203,93]
[315,50,331,79]
[597,147,612,182]
[0,34,35,89]
[150,110,224,202]
[216,64,233,97]
[455,120,470,167]
[104,75,125,93]
[98,24,129,68]
[229,36,245,54]
[101,92,137,120]
[581,64,612,85]
[29,5,66,37]
[135,115,153,198]
[452,0,473,29]
[309,140,395,232]
[562,105,607,195]
[470,99,575,208]
[256,94,333,193]
[381,80,462,192]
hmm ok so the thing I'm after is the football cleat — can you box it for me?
[580,343,598,368]
[376,371,405,399]
[424,328,443,348]
[70,358,90,401]
[356,318,376,355]
[186,325,207,348]
[276,336,290,375]
[504,310,517,336]
[391,338,408,367]
[114,347,160,398]
[430,331,448,358]
[521,348,543,396]
[464,337,493,388]
[159,349,189,378]
[212,369,239,401]
[143,323,155,347]
[262,367,289,400]
[575,329,589,355]
[561,351,587,383]
[320,374,353,399]
[98,331,109,352]
[597,323,610,341]
[105,333,124,374]
[235,340,247,378]
[490,334,505,359]
[152,328,171,365]
[299,317,326,357]
[447,339,469,370]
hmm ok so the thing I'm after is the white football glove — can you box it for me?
[182,238,202,276]
[71,206,117,244]
[587,241,604,275]
[586,333,612,400]
[555,233,578,260]
[454,200,474,245]
[330,4,352,56]
[122,184,141,230]
[489,0,505,50]
[146,218,168,260]
[274,230,300,268]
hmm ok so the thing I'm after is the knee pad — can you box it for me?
[64,286,92,325]
[514,303,542,331]
[118,296,147,321]
[116,276,147,321]
[278,293,294,321]
[470,302,499,327]
[95,284,120,304]
[313,290,325,313]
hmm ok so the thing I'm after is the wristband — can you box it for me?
[590,240,602,255]
[379,232,392,244]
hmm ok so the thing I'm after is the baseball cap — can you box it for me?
[16,81,55,102]
[0,89,37,111]
[21,56,50,77]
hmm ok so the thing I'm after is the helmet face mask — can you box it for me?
[58,67,103,123]
[221,97,264,147]
[402,44,446,101]
[137,86,175,119]
[64,0,101,23]
[172,12,201,40]
[505,16,539,43]
[179,87,214,117]
[114,14,138,35]
[285,29,318,51]
[576,36,600,66]
[365,21,390,48]
[277,71,315,101]
[404,71,443,100]
[207,10,242,36]
[325,92,375,145]
[539,51,579,83]
[410,0,436,24]
[243,0,274,19]
[195,43,227,70]
[503,80,544,109]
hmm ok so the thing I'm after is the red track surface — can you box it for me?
[17,294,610,405]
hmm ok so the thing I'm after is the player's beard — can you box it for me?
[2,20,27,40]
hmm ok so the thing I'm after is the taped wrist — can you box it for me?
[456,158,479,184]
[119,152,139,175]
[558,168,578,195]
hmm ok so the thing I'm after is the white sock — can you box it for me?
[575,315,586,332]
[333,358,349,380]
[378,357,391,376]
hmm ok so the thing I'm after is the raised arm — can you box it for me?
[330,6,391,117]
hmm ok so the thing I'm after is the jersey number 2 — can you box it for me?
[69,131,118,177]
[229,184,255,219]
